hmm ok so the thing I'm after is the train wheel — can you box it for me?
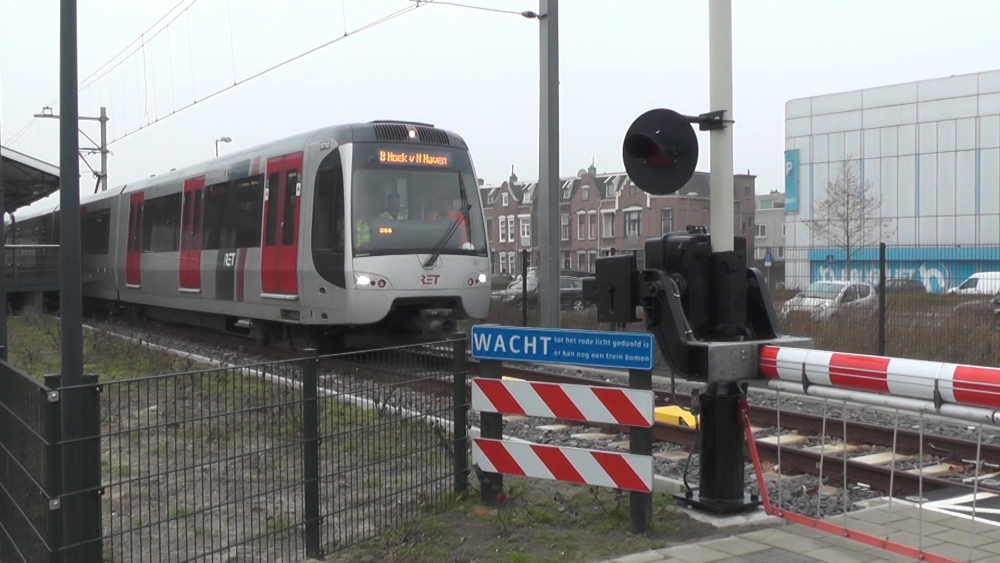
[250,322,270,346]
[289,326,317,352]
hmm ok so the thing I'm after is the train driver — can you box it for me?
[378,193,406,221]
[426,196,468,245]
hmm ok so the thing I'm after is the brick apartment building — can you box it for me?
[479,164,756,276]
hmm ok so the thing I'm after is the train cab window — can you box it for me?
[312,148,346,287]
[143,193,182,252]
[82,208,111,255]
[203,176,263,249]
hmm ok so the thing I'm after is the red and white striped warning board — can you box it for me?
[472,378,654,427]
[473,438,654,493]
[760,346,1000,410]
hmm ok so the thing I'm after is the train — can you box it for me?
[9,121,492,349]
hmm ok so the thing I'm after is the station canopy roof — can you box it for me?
[1,145,60,212]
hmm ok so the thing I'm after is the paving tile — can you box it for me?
[889,506,954,523]
[782,524,832,539]
[841,507,908,525]
[979,540,1000,555]
[753,533,831,553]
[860,549,922,563]
[973,555,1000,563]
[699,537,770,556]
[934,515,988,533]
[923,542,991,561]
[930,527,996,547]
[983,527,1000,541]
[655,544,730,563]
[610,551,667,563]
[842,518,894,538]
[802,546,878,563]
[884,530,944,549]
[736,527,801,544]
[886,518,948,536]
[720,547,821,563]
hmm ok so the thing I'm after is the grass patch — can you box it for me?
[327,477,718,563]
[7,314,210,380]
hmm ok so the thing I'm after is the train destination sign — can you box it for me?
[378,150,449,167]
[471,325,656,370]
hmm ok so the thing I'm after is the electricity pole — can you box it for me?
[35,105,108,193]
[537,0,560,328]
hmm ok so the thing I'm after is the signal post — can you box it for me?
[581,1,811,514]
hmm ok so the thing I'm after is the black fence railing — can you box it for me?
[0,359,60,563]
[5,244,60,289]
[0,339,469,562]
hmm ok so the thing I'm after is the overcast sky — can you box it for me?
[3,0,1000,213]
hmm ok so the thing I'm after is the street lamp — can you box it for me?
[684,191,698,227]
[215,136,232,157]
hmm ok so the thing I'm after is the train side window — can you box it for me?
[202,182,228,250]
[282,170,298,245]
[82,208,111,255]
[230,175,263,248]
[142,193,182,253]
[312,157,344,252]
[312,148,346,288]
[265,172,280,247]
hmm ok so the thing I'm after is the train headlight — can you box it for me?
[354,272,391,289]
[466,272,490,287]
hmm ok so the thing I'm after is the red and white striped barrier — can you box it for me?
[473,438,653,493]
[760,346,1000,411]
[472,378,654,427]
[470,377,655,493]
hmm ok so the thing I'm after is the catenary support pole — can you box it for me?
[537,0,560,328]
[99,106,108,192]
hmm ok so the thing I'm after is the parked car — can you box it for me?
[491,276,592,311]
[490,271,514,290]
[876,279,927,294]
[779,281,876,322]
[947,272,1000,295]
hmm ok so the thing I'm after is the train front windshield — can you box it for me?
[351,144,487,257]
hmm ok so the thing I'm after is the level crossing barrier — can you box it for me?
[470,324,657,533]
[749,345,1000,563]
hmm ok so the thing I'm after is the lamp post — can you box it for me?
[684,191,698,227]
[215,136,232,157]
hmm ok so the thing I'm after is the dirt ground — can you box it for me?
[325,476,731,563]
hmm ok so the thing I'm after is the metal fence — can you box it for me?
[779,244,1000,365]
[485,244,1000,367]
[0,339,469,562]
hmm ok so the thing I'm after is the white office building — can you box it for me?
[784,70,1000,292]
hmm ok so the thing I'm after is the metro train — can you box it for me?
[9,121,492,349]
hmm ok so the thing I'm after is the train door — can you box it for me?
[261,152,302,297]
[125,192,144,287]
[180,176,205,291]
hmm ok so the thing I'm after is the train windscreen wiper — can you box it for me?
[423,172,474,268]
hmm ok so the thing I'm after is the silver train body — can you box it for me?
[11,121,491,344]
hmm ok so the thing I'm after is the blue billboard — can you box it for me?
[807,247,1000,294]
[784,149,800,213]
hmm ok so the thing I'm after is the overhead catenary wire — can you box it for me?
[411,0,534,17]
[107,1,426,146]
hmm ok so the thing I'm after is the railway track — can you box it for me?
[101,317,1000,498]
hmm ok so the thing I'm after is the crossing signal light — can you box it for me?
[623,109,699,196]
